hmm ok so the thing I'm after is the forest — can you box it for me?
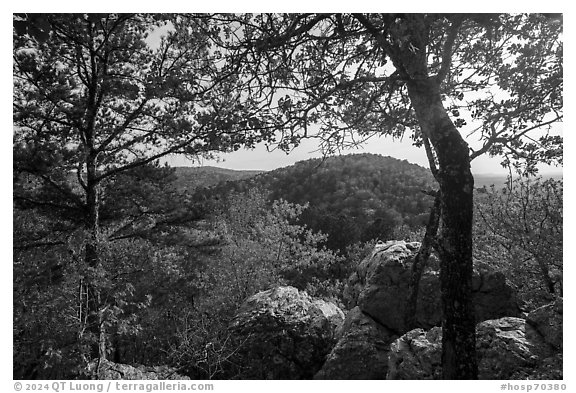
[13,13,562,381]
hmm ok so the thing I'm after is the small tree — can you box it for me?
[475,177,562,306]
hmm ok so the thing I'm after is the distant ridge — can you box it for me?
[172,163,562,193]
[474,172,563,189]
[173,166,263,191]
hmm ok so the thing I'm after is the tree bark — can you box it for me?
[404,191,441,331]
[407,76,478,379]
[82,152,106,360]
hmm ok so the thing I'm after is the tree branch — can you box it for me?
[423,133,440,181]
[253,14,330,51]
[352,13,410,79]
[96,99,149,153]
[94,124,208,182]
[435,17,463,83]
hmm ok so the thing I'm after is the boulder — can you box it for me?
[89,359,189,380]
[387,316,562,380]
[343,241,422,332]
[387,327,442,380]
[476,317,556,379]
[230,286,344,379]
[315,307,397,379]
[344,240,521,333]
[343,240,420,312]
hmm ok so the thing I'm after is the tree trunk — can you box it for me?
[404,191,441,331]
[533,255,556,295]
[82,153,106,360]
[407,76,478,379]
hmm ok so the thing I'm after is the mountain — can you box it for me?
[173,166,263,192]
[190,154,437,252]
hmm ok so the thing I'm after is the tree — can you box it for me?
[475,177,563,305]
[208,13,562,378]
[13,13,272,363]
[13,159,207,377]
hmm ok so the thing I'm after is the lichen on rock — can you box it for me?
[230,286,344,379]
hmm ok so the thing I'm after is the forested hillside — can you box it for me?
[193,154,436,252]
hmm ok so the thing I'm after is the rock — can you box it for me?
[343,240,424,332]
[526,297,563,350]
[472,270,522,323]
[89,359,189,380]
[315,307,397,379]
[344,240,521,333]
[230,286,344,379]
[527,353,563,380]
[387,316,562,380]
[476,317,546,379]
[343,241,419,311]
[387,327,442,380]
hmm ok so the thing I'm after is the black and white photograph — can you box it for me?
[11,11,564,387]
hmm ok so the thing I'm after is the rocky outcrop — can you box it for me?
[344,240,521,333]
[89,359,189,380]
[230,286,344,379]
[318,240,524,379]
[315,307,397,379]
[388,313,562,380]
[343,241,422,332]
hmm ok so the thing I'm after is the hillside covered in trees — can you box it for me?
[192,154,436,252]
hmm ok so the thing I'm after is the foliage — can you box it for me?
[474,177,562,309]
[198,188,343,309]
[13,230,156,378]
[13,163,204,378]
[166,188,343,378]
[13,14,270,170]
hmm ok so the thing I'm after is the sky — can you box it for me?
[164,131,563,175]
[151,16,563,176]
